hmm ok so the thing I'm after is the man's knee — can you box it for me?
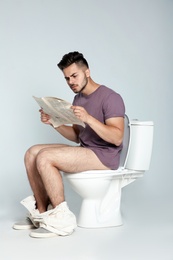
[36,149,51,173]
[24,145,40,164]
[36,148,62,173]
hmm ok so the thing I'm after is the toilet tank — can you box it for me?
[124,120,154,171]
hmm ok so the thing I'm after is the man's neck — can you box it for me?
[81,78,100,96]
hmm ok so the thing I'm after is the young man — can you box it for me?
[13,51,125,238]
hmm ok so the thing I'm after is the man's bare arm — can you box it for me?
[72,106,124,146]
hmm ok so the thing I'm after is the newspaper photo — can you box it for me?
[33,96,85,128]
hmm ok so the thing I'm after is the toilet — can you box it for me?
[63,115,154,228]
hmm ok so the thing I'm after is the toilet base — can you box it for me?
[77,199,123,228]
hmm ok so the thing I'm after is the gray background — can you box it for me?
[1,0,173,259]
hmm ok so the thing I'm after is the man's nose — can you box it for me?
[69,77,74,85]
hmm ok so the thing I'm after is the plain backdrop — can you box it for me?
[0,0,173,259]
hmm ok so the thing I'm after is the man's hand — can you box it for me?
[39,109,51,125]
[72,106,90,123]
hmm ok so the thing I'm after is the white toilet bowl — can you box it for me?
[63,115,154,228]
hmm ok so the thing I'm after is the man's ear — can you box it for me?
[85,68,90,77]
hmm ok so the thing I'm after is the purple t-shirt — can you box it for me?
[73,85,125,169]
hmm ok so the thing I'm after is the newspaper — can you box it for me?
[33,96,85,128]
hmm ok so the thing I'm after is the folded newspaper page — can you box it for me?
[33,96,85,128]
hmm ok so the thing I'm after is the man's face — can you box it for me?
[63,63,89,93]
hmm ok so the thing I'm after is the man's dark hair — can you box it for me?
[57,51,89,71]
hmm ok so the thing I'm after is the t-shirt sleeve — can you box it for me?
[103,93,125,120]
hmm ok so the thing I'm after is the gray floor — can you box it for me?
[1,180,173,260]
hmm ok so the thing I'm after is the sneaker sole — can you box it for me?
[30,228,58,238]
[30,226,75,238]
[13,224,36,230]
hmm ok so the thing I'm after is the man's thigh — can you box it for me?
[30,143,69,155]
[42,146,109,173]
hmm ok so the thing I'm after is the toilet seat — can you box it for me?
[65,168,144,179]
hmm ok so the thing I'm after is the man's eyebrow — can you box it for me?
[64,73,77,79]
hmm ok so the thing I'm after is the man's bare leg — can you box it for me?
[24,144,69,213]
[14,144,109,235]
[34,145,109,210]
[25,144,109,212]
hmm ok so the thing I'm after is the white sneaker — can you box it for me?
[30,201,77,238]
[13,195,40,230]
[13,217,36,230]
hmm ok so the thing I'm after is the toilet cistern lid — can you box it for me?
[130,120,154,126]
